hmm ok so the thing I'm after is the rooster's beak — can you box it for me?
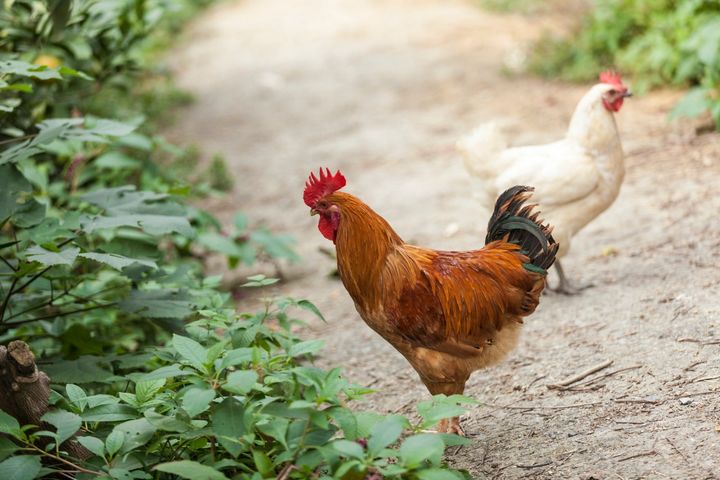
[310,208,318,216]
[622,91,633,98]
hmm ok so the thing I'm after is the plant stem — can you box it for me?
[4,302,116,326]
[0,255,17,272]
[26,442,104,476]
[0,276,19,323]
[13,266,52,295]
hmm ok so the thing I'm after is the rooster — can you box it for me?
[458,71,630,294]
[304,168,558,435]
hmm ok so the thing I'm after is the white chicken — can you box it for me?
[458,71,631,294]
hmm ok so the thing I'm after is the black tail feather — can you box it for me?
[485,186,558,273]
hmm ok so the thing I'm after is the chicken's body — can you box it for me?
[304,170,557,434]
[459,74,630,293]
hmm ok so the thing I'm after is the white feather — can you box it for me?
[459,83,626,257]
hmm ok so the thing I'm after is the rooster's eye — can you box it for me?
[608,89,617,95]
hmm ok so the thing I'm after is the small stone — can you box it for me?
[679,397,693,406]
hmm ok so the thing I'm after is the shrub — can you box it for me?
[528,0,720,128]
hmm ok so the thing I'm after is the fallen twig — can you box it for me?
[613,398,663,405]
[548,359,613,389]
[684,361,706,371]
[617,450,657,462]
[485,401,602,410]
[677,337,720,346]
[665,437,688,463]
[526,374,546,390]
[577,365,641,387]
[691,375,720,384]
[515,461,553,469]
[674,389,718,398]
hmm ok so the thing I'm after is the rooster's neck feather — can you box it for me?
[329,193,403,310]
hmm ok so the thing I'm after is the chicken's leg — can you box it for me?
[549,260,594,295]
[424,380,466,436]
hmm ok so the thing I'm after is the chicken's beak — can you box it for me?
[310,208,318,216]
[622,91,633,98]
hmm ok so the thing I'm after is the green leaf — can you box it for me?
[140,365,192,382]
[44,357,114,384]
[287,339,324,357]
[252,449,274,476]
[0,60,61,80]
[250,230,299,261]
[234,213,248,231]
[172,334,208,371]
[81,404,137,422]
[134,378,165,404]
[112,418,156,454]
[332,439,365,459]
[79,252,157,270]
[0,164,45,227]
[223,370,258,395]
[297,299,326,322]
[0,455,42,480]
[25,245,79,266]
[42,410,81,445]
[144,410,192,433]
[670,87,710,120]
[0,410,21,438]
[367,417,404,455]
[219,348,254,370]
[257,417,289,449]
[155,461,228,480]
[416,395,475,428]
[415,469,464,480]
[0,438,18,461]
[80,186,193,236]
[94,151,141,170]
[242,274,279,287]
[119,290,194,319]
[197,232,243,258]
[182,388,216,417]
[82,213,193,237]
[212,398,247,457]
[105,430,125,456]
[399,434,444,468]
[77,436,105,457]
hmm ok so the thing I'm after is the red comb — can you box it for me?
[303,168,346,207]
[599,70,624,87]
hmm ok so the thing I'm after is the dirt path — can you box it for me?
[165,1,720,477]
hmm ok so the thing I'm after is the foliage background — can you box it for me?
[528,0,720,128]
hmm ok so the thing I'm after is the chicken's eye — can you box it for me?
[608,89,617,95]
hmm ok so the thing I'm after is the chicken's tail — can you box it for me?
[485,186,558,274]
[457,122,507,178]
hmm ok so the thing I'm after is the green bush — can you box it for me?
[529,0,720,128]
[0,277,473,479]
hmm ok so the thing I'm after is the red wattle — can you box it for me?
[318,216,336,242]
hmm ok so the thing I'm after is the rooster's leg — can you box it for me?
[425,380,467,436]
[549,260,593,295]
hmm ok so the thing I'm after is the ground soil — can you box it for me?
[165,1,720,477]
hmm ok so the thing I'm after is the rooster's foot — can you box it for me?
[437,417,465,436]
